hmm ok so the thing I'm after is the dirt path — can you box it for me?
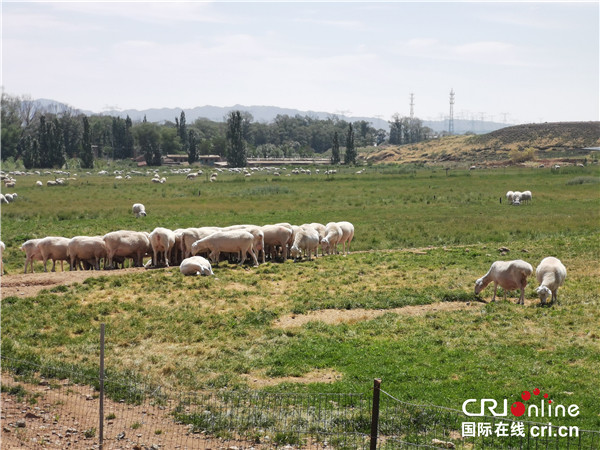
[0,268,147,300]
[273,301,481,329]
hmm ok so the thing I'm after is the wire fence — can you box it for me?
[1,357,599,449]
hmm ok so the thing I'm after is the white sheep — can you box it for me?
[67,236,107,271]
[180,256,214,276]
[290,225,320,261]
[38,236,71,272]
[132,203,147,218]
[260,224,293,261]
[475,259,533,305]
[535,257,567,305]
[506,191,514,204]
[336,221,355,255]
[520,190,532,204]
[511,191,522,206]
[149,227,177,267]
[191,230,258,267]
[103,230,151,268]
[321,222,343,255]
[21,238,43,273]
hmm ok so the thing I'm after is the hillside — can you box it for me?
[364,121,600,166]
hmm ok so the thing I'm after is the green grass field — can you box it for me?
[1,164,599,430]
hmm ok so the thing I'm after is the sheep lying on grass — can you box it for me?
[475,259,533,305]
[535,256,567,305]
[180,256,213,276]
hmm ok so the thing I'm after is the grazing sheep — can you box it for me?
[520,190,532,204]
[223,225,265,264]
[38,236,71,272]
[4,193,14,203]
[67,236,107,271]
[180,256,214,276]
[132,203,147,218]
[511,191,522,205]
[506,191,514,204]
[21,238,43,273]
[103,230,151,268]
[290,225,320,261]
[149,227,176,267]
[321,222,343,255]
[180,227,221,258]
[260,224,293,261]
[191,230,258,266]
[535,257,567,305]
[475,259,533,305]
[0,194,8,204]
[336,221,355,255]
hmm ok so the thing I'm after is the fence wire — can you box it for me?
[1,358,598,449]
[1,357,371,449]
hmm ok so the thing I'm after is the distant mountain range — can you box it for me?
[34,98,510,135]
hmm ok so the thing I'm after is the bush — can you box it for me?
[508,147,536,163]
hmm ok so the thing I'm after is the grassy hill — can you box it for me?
[364,121,600,166]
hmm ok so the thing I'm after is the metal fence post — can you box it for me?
[99,323,105,450]
[370,378,381,450]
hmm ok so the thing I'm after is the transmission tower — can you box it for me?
[409,93,415,118]
[449,89,455,135]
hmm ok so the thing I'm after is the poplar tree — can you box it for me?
[80,116,94,168]
[344,123,356,165]
[331,131,340,165]
[226,110,247,167]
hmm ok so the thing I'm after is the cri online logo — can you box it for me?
[462,388,579,418]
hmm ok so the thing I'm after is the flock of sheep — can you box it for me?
[0,166,568,307]
[10,205,355,281]
[506,190,532,205]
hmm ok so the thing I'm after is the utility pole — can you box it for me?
[409,93,415,119]
[449,89,455,135]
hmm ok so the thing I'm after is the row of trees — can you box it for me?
[1,93,432,169]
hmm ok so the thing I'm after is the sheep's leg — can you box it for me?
[491,283,497,302]
[519,288,524,305]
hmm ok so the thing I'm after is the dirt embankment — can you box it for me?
[1,268,146,300]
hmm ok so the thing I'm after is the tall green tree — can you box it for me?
[20,135,39,169]
[49,117,66,167]
[344,123,356,165]
[226,110,247,167]
[331,131,340,165]
[178,111,188,153]
[187,129,198,164]
[80,116,94,169]
[135,122,162,166]
[1,93,23,161]
[124,115,134,158]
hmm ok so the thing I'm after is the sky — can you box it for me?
[2,1,598,124]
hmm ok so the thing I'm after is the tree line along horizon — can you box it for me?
[1,93,436,169]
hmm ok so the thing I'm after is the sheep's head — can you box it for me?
[474,278,486,295]
[536,286,552,304]
[321,238,330,252]
[290,245,301,259]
